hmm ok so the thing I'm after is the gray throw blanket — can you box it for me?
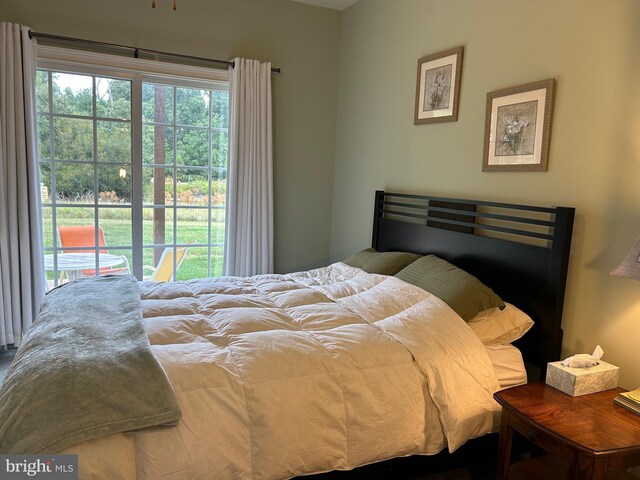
[0,275,181,454]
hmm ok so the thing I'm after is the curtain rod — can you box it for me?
[29,31,282,74]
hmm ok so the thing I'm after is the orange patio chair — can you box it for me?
[57,225,130,277]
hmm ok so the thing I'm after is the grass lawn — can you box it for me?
[42,211,224,281]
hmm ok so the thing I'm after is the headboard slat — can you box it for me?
[384,201,556,227]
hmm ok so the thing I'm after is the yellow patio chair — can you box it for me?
[143,244,190,282]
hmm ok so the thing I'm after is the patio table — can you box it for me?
[44,253,126,282]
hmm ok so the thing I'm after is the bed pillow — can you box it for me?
[468,303,534,345]
[395,254,505,321]
[343,248,421,276]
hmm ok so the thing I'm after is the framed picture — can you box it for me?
[482,79,556,172]
[414,46,464,125]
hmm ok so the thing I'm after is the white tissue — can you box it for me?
[561,345,604,368]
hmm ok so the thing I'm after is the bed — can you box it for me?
[0,190,575,479]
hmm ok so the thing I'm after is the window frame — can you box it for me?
[38,46,229,282]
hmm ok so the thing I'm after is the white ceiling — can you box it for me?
[290,0,359,10]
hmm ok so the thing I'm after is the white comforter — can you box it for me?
[64,263,500,480]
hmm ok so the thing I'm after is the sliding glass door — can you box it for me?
[141,82,227,280]
[36,66,228,287]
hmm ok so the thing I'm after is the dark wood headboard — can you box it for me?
[372,191,575,380]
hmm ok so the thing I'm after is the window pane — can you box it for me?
[176,246,209,281]
[176,208,208,245]
[210,209,225,245]
[176,88,209,126]
[143,246,188,281]
[143,208,174,246]
[36,70,50,113]
[143,166,174,205]
[39,162,52,202]
[211,131,227,170]
[211,179,225,207]
[142,83,174,124]
[52,72,93,116]
[176,169,208,206]
[38,115,51,160]
[142,248,154,275]
[41,207,54,249]
[143,125,174,165]
[54,208,96,250]
[177,127,208,167]
[97,121,131,163]
[211,91,228,128]
[53,118,93,161]
[212,167,227,182]
[96,77,131,120]
[210,245,224,277]
[98,166,132,204]
[53,163,94,201]
[99,208,132,247]
[98,249,132,276]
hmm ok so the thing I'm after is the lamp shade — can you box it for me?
[611,236,640,280]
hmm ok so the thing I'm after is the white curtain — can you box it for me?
[0,23,47,348]
[223,58,273,277]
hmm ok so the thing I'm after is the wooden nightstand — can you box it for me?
[494,382,640,480]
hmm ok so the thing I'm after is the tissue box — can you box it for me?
[546,360,619,397]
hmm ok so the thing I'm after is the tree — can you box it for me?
[36,71,228,201]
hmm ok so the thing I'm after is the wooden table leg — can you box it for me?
[496,408,513,480]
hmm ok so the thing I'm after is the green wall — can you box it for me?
[331,0,640,388]
[1,0,340,273]
[4,0,640,389]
